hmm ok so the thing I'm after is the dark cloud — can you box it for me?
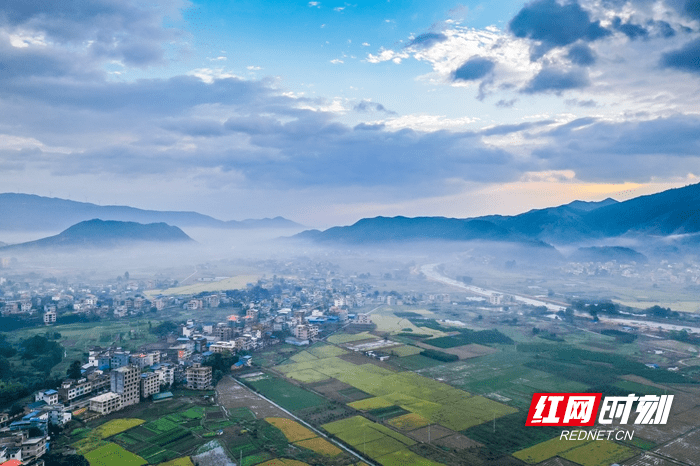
[522,68,590,94]
[353,101,396,114]
[612,17,649,40]
[496,99,517,108]
[649,20,676,38]
[683,0,700,20]
[509,0,610,59]
[407,32,448,49]
[565,98,597,107]
[567,43,596,66]
[0,0,184,67]
[533,115,700,180]
[661,38,700,73]
[452,57,495,81]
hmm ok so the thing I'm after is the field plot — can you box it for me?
[156,458,194,466]
[371,314,448,337]
[415,342,497,359]
[418,351,587,409]
[306,343,348,358]
[256,460,310,466]
[514,437,636,466]
[322,416,443,465]
[84,442,147,466]
[276,351,515,431]
[265,418,316,442]
[327,332,378,344]
[217,375,290,419]
[387,413,430,431]
[243,373,328,412]
[652,429,700,465]
[294,437,342,456]
[387,345,422,357]
[95,419,145,439]
[145,275,259,296]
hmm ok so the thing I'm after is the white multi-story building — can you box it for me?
[43,310,57,325]
[89,392,122,415]
[34,389,58,405]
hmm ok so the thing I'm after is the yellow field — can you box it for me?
[257,459,310,466]
[513,437,636,466]
[265,417,316,442]
[295,437,343,456]
[145,275,259,296]
[95,418,145,439]
[157,458,194,466]
[349,397,395,411]
[387,413,430,431]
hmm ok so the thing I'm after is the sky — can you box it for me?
[1,0,700,228]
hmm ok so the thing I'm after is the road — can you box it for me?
[421,264,566,312]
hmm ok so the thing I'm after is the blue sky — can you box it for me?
[1,0,700,228]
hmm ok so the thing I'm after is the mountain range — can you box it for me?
[0,219,192,250]
[0,193,302,231]
[295,183,700,248]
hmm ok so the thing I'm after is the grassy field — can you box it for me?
[145,275,259,296]
[327,332,378,344]
[84,442,147,466]
[244,373,328,412]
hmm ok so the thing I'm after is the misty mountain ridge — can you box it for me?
[0,193,303,231]
[0,219,192,250]
[296,183,700,248]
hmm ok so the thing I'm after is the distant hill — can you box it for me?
[479,198,619,242]
[296,216,554,247]
[0,193,302,231]
[296,183,700,246]
[0,219,192,250]
[570,246,648,263]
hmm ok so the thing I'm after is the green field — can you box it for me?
[327,332,378,344]
[276,351,515,431]
[322,416,442,466]
[418,350,588,409]
[388,345,422,357]
[84,442,147,466]
[245,373,328,411]
[306,343,348,358]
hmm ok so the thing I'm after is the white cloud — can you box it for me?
[188,68,241,84]
[330,59,344,64]
[308,1,320,7]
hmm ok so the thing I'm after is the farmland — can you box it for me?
[514,437,637,466]
[322,416,441,466]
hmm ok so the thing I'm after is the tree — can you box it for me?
[67,360,82,380]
